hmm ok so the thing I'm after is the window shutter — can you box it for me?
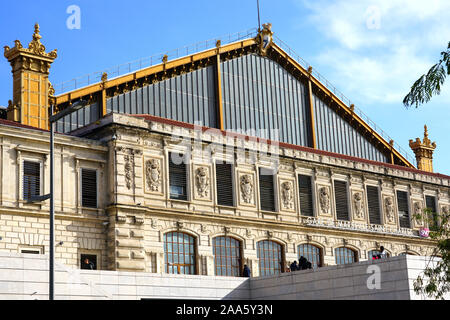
[259,168,275,212]
[81,169,97,208]
[425,195,438,230]
[298,175,313,217]
[397,191,410,228]
[367,186,381,225]
[169,152,187,200]
[216,162,234,207]
[334,180,349,221]
[23,161,40,200]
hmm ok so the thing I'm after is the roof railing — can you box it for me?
[273,35,415,164]
[53,28,258,95]
[53,28,415,164]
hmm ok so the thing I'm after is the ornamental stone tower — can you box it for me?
[409,125,437,172]
[3,23,57,130]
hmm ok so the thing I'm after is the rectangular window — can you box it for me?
[334,180,349,221]
[23,161,40,200]
[81,168,97,208]
[20,247,42,254]
[216,162,234,207]
[80,254,97,270]
[259,167,276,212]
[397,190,410,228]
[367,185,381,225]
[169,152,188,201]
[425,195,438,231]
[298,174,313,217]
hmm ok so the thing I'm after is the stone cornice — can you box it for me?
[106,203,437,245]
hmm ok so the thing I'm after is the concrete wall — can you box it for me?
[0,251,249,300]
[250,256,411,299]
[0,252,447,300]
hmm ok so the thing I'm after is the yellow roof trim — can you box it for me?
[55,38,256,105]
[270,43,414,168]
[54,36,412,168]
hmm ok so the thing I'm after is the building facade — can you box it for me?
[0,24,449,277]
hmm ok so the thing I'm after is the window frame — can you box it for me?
[333,178,350,221]
[366,184,382,225]
[212,236,243,277]
[396,189,411,229]
[19,246,43,255]
[334,247,358,265]
[297,243,323,268]
[80,167,98,209]
[22,159,43,202]
[424,194,439,230]
[215,160,235,207]
[297,174,315,217]
[168,152,189,201]
[79,252,100,270]
[257,239,285,276]
[163,231,197,275]
[258,166,277,212]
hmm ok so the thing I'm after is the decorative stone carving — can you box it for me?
[145,159,161,192]
[124,154,133,190]
[353,192,364,219]
[319,187,330,214]
[240,175,253,204]
[413,201,424,226]
[281,181,294,210]
[195,167,210,198]
[150,218,158,229]
[384,197,395,223]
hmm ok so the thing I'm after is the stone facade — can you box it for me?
[0,113,449,277]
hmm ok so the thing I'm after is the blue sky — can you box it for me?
[1,0,449,174]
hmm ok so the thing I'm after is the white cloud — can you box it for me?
[298,0,450,105]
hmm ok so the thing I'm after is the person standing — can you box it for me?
[290,260,298,271]
[243,264,251,277]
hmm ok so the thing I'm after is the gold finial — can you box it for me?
[101,72,108,82]
[216,40,221,48]
[307,66,313,73]
[409,125,437,172]
[162,54,168,64]
[33,23,42,41]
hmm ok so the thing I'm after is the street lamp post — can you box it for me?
[28,99,87,300]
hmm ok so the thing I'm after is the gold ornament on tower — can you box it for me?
[409,125,437,172]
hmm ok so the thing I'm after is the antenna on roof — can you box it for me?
[257,0,261,31]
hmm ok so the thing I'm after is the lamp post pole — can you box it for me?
[49,104,55,300]
[28,99,87,300]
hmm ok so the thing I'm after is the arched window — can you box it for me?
[298,244,322,268]
[164,231,196,274]
[335,247,357,265]
[213,236,242,277]
[257,240,284,276]
[368,250,390,260]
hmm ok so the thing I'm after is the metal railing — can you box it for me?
[53,28,259,95]
[53,28,415,164]
[273,35,415,164]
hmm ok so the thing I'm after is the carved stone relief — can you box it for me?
[319,186,330,214]
[240,174,254,205]
[280,181,294,210]
[195,167,210,198]
[145,158,161,192]
[353,192,364,219]
[384,196,395,224]
[413,201,424,227]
